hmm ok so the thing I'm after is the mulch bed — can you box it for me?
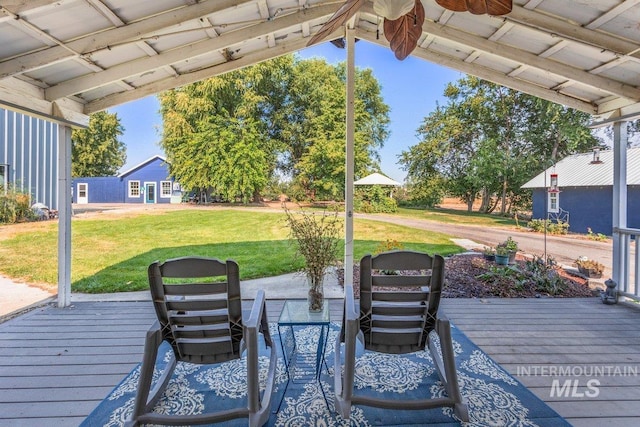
[337,253,598,299]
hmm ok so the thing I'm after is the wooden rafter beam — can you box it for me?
[505,4,640,58]
[84,32,342,113]
[0,0,255,78]
[45,3,338,100]
[355,29,596,114]
[416,17,640,101]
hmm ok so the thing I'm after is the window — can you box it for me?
[161,181,172,198]
[129,180,140,197]
[548,191,559,213]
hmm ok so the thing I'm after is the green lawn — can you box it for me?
[394,207,518,227]
[0,209,463,293]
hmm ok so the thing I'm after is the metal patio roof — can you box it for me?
[1,0,640,128]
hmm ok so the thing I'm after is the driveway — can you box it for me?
[357,213,612,278]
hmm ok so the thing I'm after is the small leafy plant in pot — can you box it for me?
[494,246,510,265]
[283,204,340,311]
[482,246,496,261]
[497,236,519,264]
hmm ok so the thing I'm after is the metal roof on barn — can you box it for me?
[2,1,640,127]
[522,147,640,188]
[117,154,168,177]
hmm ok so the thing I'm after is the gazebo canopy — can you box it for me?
[354,172,402,186]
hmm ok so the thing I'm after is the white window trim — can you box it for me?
[160,180,172,198]
[129,180,141,198]
[548,191,559,213]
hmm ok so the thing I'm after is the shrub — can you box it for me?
[354,186,398,213]
[524,255,567,296]
[527,219,569,235]
[0,186,35,224]
[586,227,608,241]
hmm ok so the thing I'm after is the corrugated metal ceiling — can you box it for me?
[1,0,640,126]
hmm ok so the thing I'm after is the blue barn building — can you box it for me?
[0,107,60,209]
[73,155,181,204]
[522,148,640,236]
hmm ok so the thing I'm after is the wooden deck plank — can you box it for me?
[0,297,639,426]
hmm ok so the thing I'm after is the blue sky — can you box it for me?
[109,41,463,183]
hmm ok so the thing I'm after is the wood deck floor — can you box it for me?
[1,297,639,426]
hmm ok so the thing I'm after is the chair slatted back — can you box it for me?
[359,250,444,354]
[148,256,243,364]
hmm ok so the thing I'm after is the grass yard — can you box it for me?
[0,208,463,293]
[395,207,518,227]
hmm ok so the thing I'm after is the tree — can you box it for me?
[160,57,292,203]
[160,55,390,203]
[280,59,389,200]
[72,111,126,177]
[400,76,600,213]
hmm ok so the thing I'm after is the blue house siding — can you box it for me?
[0,108,59,209]
[73,155,177,204]
[122,157,173,204]
[73,177,123,203]
[531,186,640,235]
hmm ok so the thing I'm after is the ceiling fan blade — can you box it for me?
[486,0,512,15]
[434,0,467,12]
[435,0,512,15]
[307,0,366,47]
[383,0,425,60]
[465,0,488,14]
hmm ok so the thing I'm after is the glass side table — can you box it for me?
[276,300,330,410]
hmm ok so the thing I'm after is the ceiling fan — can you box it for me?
[307,0,512,60]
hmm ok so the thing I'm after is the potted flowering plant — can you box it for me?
[575,257,604,278]
[283,204,340,311]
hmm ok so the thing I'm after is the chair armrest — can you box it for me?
[344,284,358,323]
[243,289,274,414]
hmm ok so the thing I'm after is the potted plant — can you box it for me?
[497,236,519,264]
[494,246,510,265]
[482,246,496,261]
[283,204,340,311]
[575,257,604,278]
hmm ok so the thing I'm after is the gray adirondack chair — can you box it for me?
[334,250,469,422]
[127,256,277,427]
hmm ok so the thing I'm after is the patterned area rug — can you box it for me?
[81,323,569,426]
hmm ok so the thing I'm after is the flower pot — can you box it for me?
[508,250,517,264]
[307,274,325,312]
[483,254,495,262]
[495,254,509,265]
[577,266,603,278]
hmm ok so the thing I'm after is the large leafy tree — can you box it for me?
[160,57,292,203]
[281,59,389,200]
[71,111,126,177]
[160,55,390,202]
[400,76,601,212]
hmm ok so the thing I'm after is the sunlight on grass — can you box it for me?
[0,209,463,293]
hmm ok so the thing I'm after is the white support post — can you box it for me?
[344,28,355,288]
[611,120,627,289]
[57,124,72,307]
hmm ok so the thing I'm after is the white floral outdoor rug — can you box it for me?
[81,323,570,426]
